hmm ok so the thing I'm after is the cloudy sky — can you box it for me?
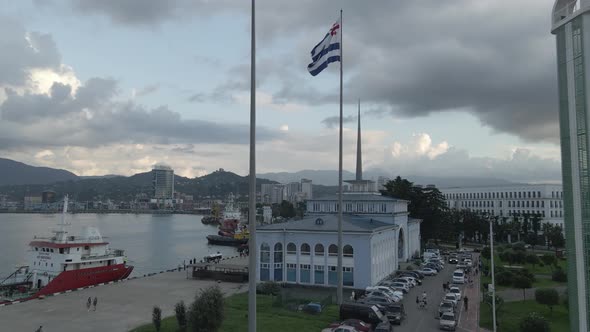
[0,0,562,183]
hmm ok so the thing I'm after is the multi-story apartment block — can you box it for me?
[440,184,564,228]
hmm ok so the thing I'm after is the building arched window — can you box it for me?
[261,243,270,263]
[301,243,310,256]
[328,244,338,256]
[274,243,283,263]
[315,244,324,256]
[287,242,296,255]
[343,245,354,258]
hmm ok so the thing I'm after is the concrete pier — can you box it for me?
[0,270,247,332]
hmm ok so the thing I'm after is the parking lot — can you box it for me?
[391,257,476,332]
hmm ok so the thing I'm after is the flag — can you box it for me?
[307,18,341,76]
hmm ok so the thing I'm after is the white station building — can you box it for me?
[440,184,564,228]
[256,110,421,289]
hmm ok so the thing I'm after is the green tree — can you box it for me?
[278,200,296,218]
[189,286,225,332]
[519,312,550,332]
[513,275,533,300]
[526,253,540,270]
[383,177,448,241]
[541,254,556,270]
[548,226,565,249]
[175,300,187,331]
[552,267,567,282]
[152,306,162,332]
[535,288,559,315]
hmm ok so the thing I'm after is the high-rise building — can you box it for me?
[301,178,313,200]
[261,184,274,204]
[152,165,174,199]
[286,182,301,202]
[552,2,590,329]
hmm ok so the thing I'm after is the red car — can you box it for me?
[328,319,372,332]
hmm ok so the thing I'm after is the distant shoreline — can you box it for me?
[0,210,206,215]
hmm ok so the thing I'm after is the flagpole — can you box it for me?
[248,0,257,331]
[337,8,344,305]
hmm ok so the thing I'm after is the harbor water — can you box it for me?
[0,213,237,278]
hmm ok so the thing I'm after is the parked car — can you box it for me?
[437,300,456,319]
[339,302,386,327]
[327,319,372,332]
[374,321,394,332]
[366,290,401,303]
[400,270,424,279]
[439,312,457,331]
[452,269,465,284]
[399,273,422,285]
[444,293,459,306]
[362,296,396,308]
[394,277,416,287]
[425,263,443,272]
[449,286,462,300]
[390,281,410,291]
[367,286,404,300]
[384,303,406,325]
[391,280,412,290]
[418,267,437,276]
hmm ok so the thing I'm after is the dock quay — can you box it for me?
[0,268,247,332]
[190,255,249,282]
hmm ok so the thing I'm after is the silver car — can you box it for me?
[439,312,457,331]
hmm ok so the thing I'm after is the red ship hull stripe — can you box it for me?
[35,263,134,297]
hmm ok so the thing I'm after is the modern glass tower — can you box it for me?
[152,165,174,199]
[552,1,590,330]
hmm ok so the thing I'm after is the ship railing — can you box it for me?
[0,266,29,286]
[80,249,124,260]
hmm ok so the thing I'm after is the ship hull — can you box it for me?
[35,263,134,297]
[206,235,247,246]
[0,264,134,304]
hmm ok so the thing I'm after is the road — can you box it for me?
[394,259,478,332]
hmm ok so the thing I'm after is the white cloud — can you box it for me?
[279,124,289,131]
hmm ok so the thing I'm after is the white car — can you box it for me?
[464,259,473,267]
[452,269,465,284]
[368,286,404,300]
[391,282,410,293]
[392,278,414,288]
[366,290,401,303]
[419,268,437,276]
[449,286,462,300]
[397,276,417,287]
[444,293,459,306]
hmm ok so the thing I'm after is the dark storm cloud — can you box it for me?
[70,0,181,25]
[0,17,61,86]
[0,78,280,150]
[56,1,558,142]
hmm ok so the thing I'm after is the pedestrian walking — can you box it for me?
[351,291,356,301]
[35,325,43,332]
[93,296,98,311]
[416,295,420,308]
[442,282,446,292]
[86,297,92,311]
[463,296,469,311]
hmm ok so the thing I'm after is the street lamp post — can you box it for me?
[489,215,497,332]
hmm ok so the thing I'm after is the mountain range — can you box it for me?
[0,158,79,185]
[0,158,521,201]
